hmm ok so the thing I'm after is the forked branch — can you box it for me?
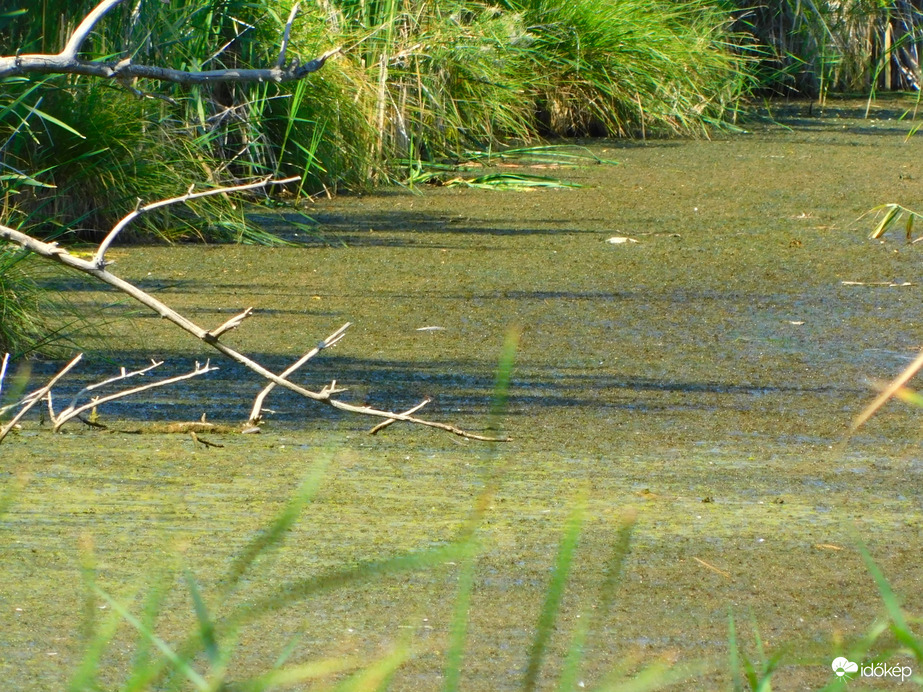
[51,359,218,431]
[0,0,340,84]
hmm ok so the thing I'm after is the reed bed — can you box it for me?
[1,0,751,238]
[735,0,923,98]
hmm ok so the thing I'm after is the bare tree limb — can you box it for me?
[61,0,122,60]
[58,359,163,417]
[369,398,432,435]
[209,308,254,340]
[0,215,506,441]
[0,354,82,443]
[248,322,351,425]
[277,3,301,69]
[0,0,341,83]
[52,360,218,431]
[0,2,507,443]
[94,176,300,268]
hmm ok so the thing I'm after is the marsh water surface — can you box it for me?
[3,99,923,689]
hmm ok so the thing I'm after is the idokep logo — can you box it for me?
[831,657,859,680]
[831,657,913,683]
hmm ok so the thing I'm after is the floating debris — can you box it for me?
[415,326,446,331]
[606,236,638,244]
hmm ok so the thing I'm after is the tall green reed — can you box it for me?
[736,0,923,98]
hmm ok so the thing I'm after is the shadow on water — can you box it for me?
[25,347,869,428]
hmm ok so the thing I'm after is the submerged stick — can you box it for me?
[52,361,218,431]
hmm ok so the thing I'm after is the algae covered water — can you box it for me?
[2,99,923,689]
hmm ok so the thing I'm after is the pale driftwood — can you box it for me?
[0,0,340,84]
[59,360,164,417]
[0,354,83,442]
[277,4,301,69]
[248,322,351,425]
[209,308,255,341]
[0,2,506,442]
[51,360,218,432]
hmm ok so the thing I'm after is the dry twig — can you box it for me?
[50,360,218,432]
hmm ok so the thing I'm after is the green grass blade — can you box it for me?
[122,568,179,692]
[220,456,329,596]
[232,656,361,692]
[858,543,923,662]
[226,541,466,629]
[332,641,411,692]
[868,204,903,239]
[728,610,743,692]
[442,538,478,692]
[444,327,518,689]
[184,570,219,666]
[522,497,586,692]
[27,105,86,139]
[93,586,209,691]
[67,600,126,692]
[556,513,635,691]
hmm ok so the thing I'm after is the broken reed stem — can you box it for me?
[852,347,923,432]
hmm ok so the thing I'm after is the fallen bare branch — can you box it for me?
[58,360,164,418]
[0,3,505,443]
[0,223,505,440]
[209,308,255,341]
[248,322,351,425]
[0,354,82,443]
[52,360,218,432]
[94,177,300,268]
